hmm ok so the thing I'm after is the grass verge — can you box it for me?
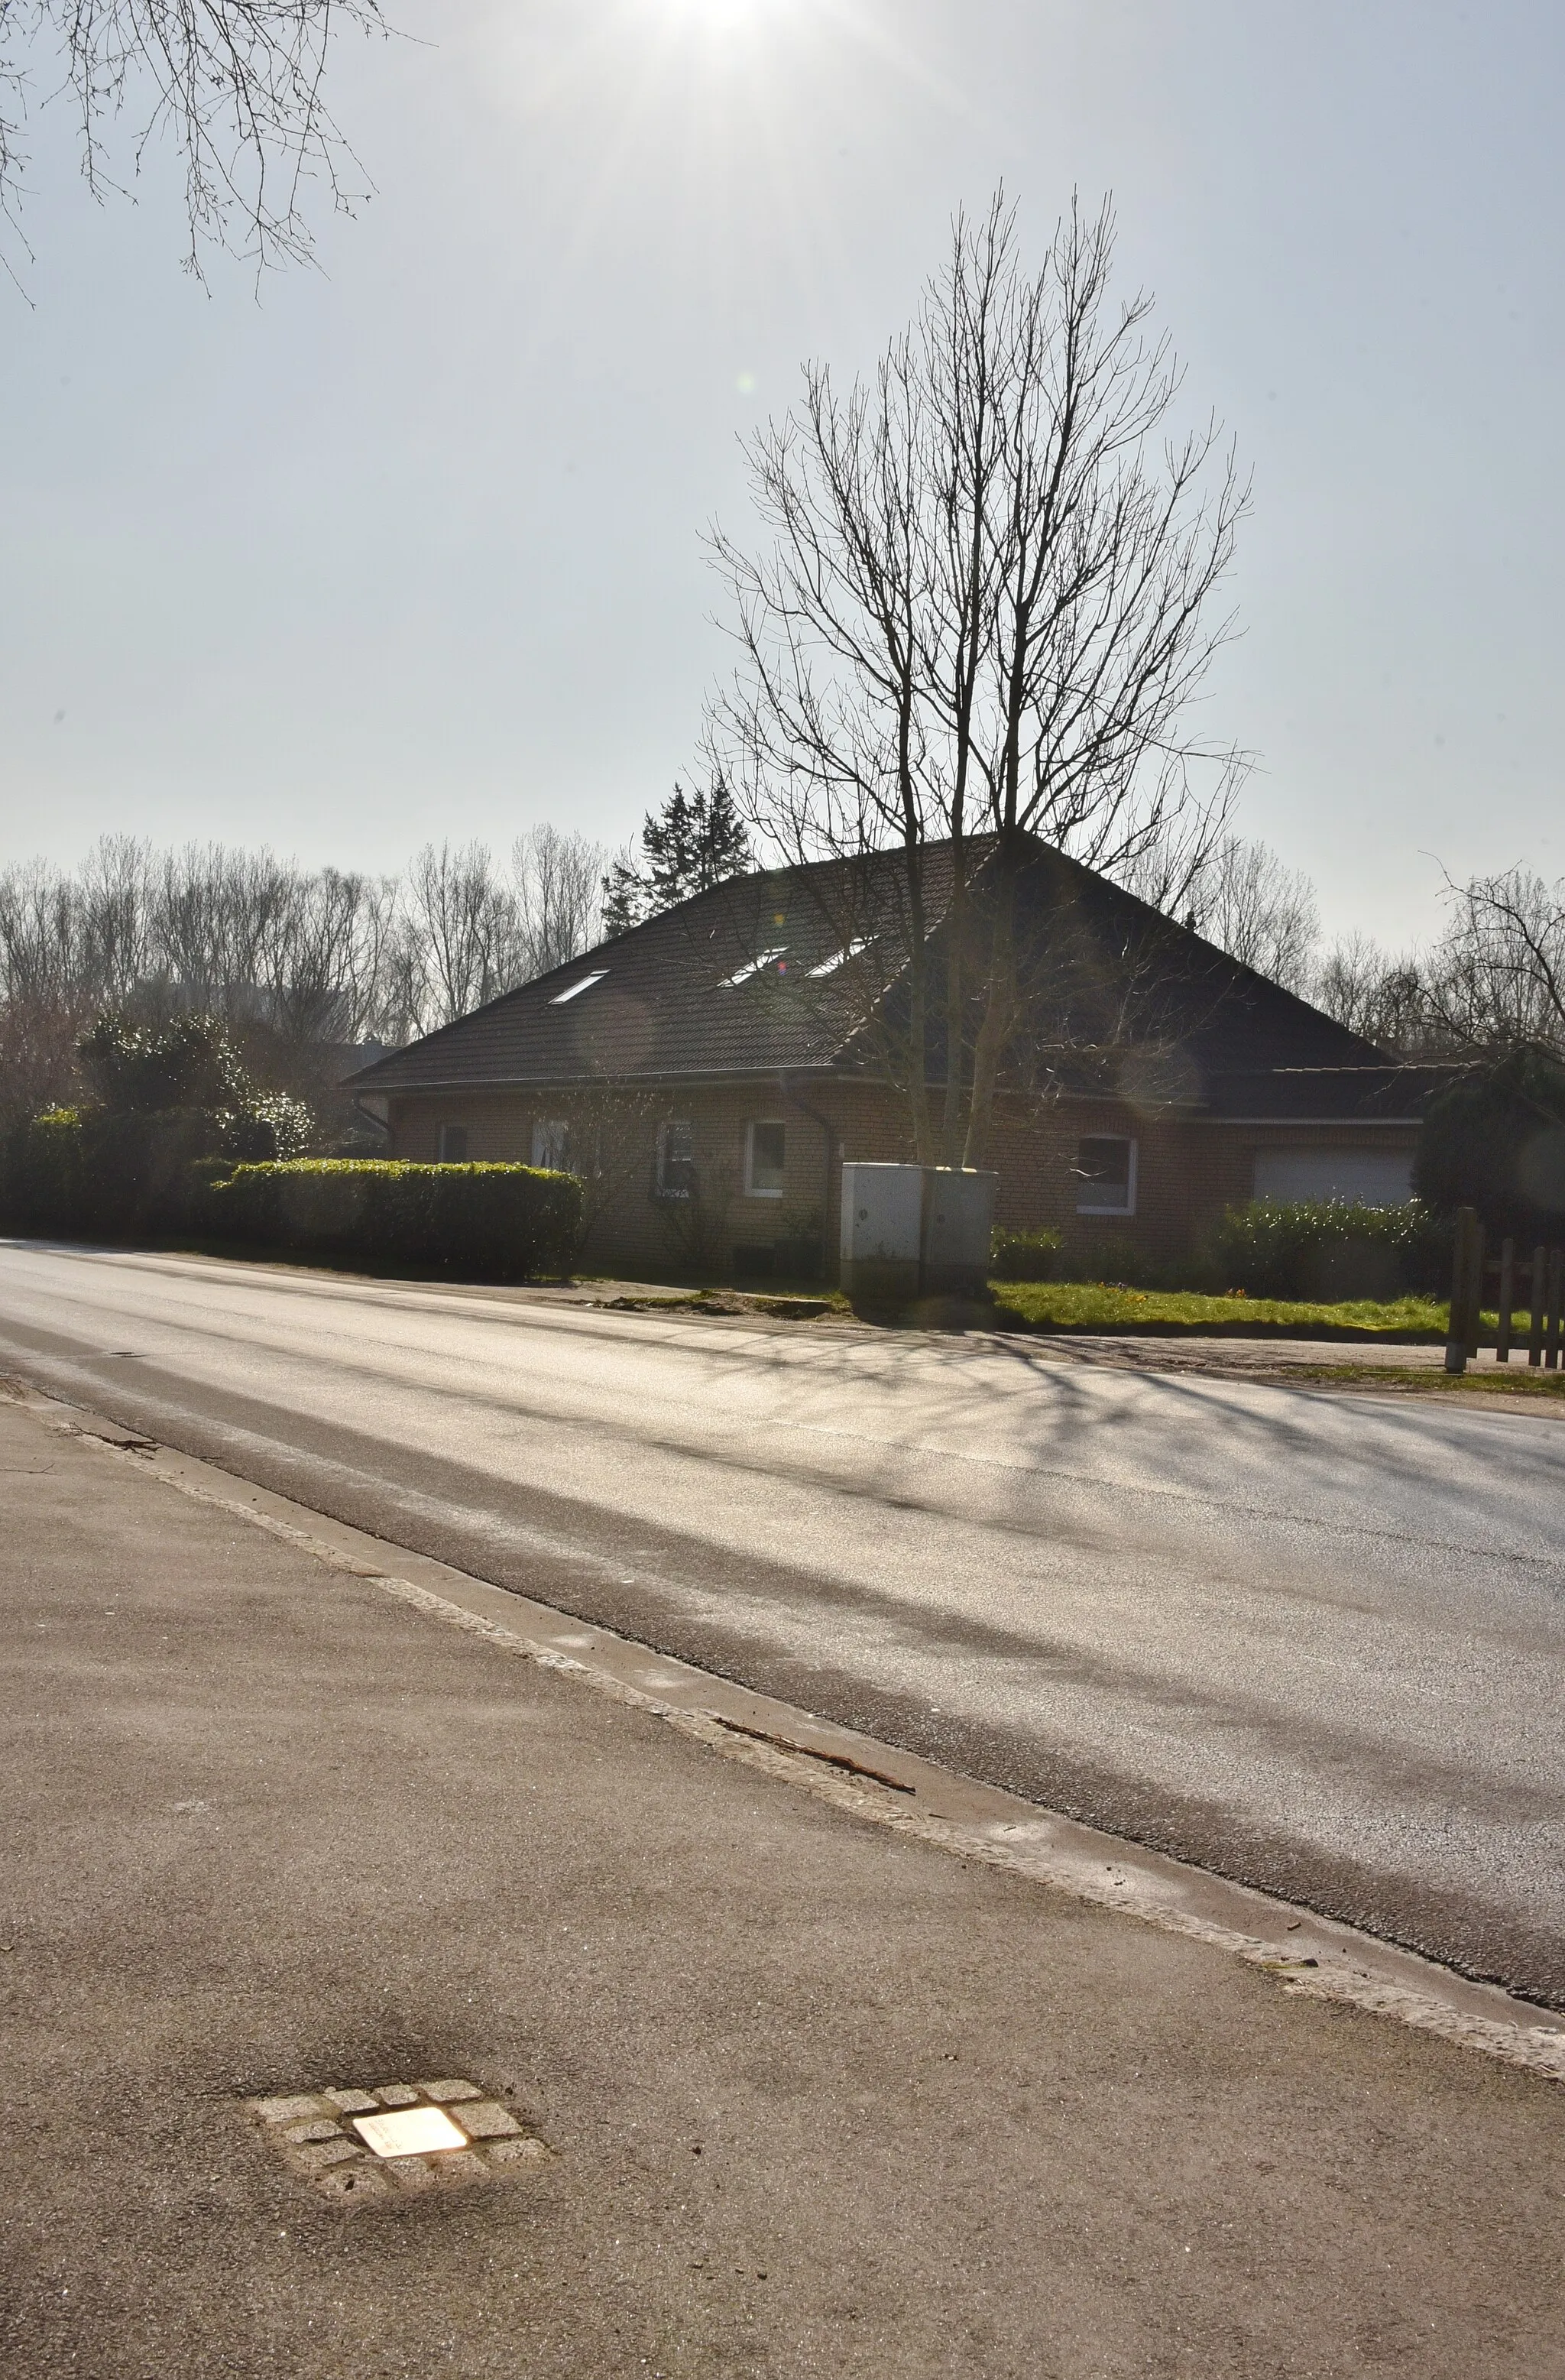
[1286,1364,1565,1400]
[987,1282,1560,1342]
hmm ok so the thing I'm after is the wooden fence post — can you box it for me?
[1529,1245,1547,1367]
[1495,1238,1515,1364]
[1445,1208,1478,1375]
[1548,1247,1563,1373]
[1467,1220,1486,1358]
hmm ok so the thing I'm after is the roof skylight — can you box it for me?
[808,936,870,977]
[549,969,608,1005]
[719,948,788,987]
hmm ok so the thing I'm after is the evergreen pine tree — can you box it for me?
[601,778,752,935]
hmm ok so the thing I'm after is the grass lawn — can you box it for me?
[990,1282,1481,1339]
[1287,1363,1565,1399]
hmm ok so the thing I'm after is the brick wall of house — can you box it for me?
[387,1085,1419,1284]
[389,1085,838,1282]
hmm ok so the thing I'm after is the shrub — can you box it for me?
[990,1224,1063,1281]
[1211,1199,1450,1300]
[212,1160,585,1282]
[2,1108,88,1237]
[1,1104,229,1240]
[79,1012,251,1113]
[1068,1234,1163,1288]
[1415,1046,1565,1244]
[0,1012,317,1244]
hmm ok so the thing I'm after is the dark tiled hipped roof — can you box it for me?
[352,845,967,1091]
[351,838,1423,1118]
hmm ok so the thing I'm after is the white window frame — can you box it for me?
[744,1118,786,1199]
[1074,1133,1137,1216]
[530,1118,570,1171]
[720,948,788,988]
[437,1124,470,1163]
[808,936,870,978]
[549,969,608,1006]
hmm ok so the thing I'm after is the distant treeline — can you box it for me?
[0,829,605,1130]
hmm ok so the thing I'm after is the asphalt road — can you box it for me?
[10,1393,1564,2380]
[2,1239,1562,2005]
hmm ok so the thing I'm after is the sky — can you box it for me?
[2,0,1561,949]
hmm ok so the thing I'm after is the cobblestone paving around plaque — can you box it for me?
[248,2077,549,2203]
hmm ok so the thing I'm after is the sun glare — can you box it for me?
[657,0,787,28]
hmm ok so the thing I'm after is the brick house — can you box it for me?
[348,838,1440,1281]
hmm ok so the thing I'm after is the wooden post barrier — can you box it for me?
[1495,1237,1515,1363]
[1445,1207,1480,1375]
[1447,1221,1563,1376]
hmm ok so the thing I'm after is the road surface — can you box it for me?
[2,1239,1561,2003]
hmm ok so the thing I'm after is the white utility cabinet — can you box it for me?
[838,1162,924,1303]
[838,1162,999,1302]
[921,1167,998,1295]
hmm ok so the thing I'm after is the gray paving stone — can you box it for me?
[456,2100,521,2139]
[254,2094,328,2125]
[295,2138,363,2171]
[419,2078,482,2103]
[385,2155,437,2191]
[322,2087,379,2114]
[373,2083,422,2108]
[484,2136,547,2167]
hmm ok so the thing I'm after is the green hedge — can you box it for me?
[212,1160,584,1282]
[1210,1199,1451,1300]
[1,1106,231,1241]
[990,1224,1063,1281]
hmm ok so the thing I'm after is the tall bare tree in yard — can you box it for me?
[2,2,385,281]
[706,193,1249,1167]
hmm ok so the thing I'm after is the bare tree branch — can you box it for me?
[1,1,387,284]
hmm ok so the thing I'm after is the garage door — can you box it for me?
[1252,1148,1414,1207]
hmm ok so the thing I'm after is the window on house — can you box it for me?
[549,970,608,1005]
[530,1119,570,1171]
[808,936,870,978]
[745,1119,786,1197]
[719,948,787,988]
[1075,1134,1136,1214]
[438,1124,469,1163]
[656,1119,695,1199]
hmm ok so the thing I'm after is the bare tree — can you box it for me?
[706,191,1248,1166]
[397,842,527,1033]
[512,825,604,984]
[1310,933,1432,1054]
[2,1,386,285]
[1308,871,1565,1060]
[254,864,398,1049]
[1424,867,1565,1054]
[0,858,93,1119]
[1184,835,1319,993]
